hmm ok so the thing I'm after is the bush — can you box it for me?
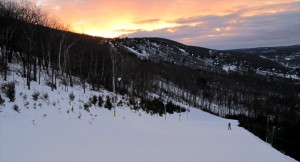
[1,82,15,102]
[23,94,27,100]
[24,101,29,108]
[117,100,123,106]
[12,104,20,113]
[166,101,186,114]
[0,95,5,105]
[69,92,75,101]
[83,102,91,112]
[98,96,103,107]
[45,81,56,89]
[32,92,40,101]
[91,95,97,105]
[42,93,49,100]
[105,96,113,110]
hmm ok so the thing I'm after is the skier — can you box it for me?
[228,122,231,130]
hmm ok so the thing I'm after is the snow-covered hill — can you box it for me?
[0,63,296,162]
[114,38,300,80]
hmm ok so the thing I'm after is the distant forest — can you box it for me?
[0,0,300,160]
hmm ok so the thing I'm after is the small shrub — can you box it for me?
[83,102,91,112]
[12,104,20,113]
[45,81,56,89]
[24,101,29,106]
[98,96,103,107]
[91,95,97,105]
[23,94,27,100]
[129,97,136,107]
[69,92,75,101]
[32,91,40,101]
[0,95,5,105]
[41,93,49,100]
[105,96,113,110]
[1,82,16,102]
[24,101,29,109]
[117,100,123,106]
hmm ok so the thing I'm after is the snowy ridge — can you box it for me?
[121,45,149,59]
[0,62,296,162]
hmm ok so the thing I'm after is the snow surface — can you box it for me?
[222,64,237,73]
[0,64,296,162]
[122,45,148,59]
[256,70,300,80]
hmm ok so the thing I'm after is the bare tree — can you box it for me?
[108,42,122,117]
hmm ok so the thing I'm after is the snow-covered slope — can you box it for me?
[0,64,296,162]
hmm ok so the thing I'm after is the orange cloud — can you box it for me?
[37,0,299,41]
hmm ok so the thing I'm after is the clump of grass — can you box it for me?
[32,91,40,101]
[12,104,20,113]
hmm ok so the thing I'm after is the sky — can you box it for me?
[22,0,300,49]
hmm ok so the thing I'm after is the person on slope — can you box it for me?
[228,122,231,130]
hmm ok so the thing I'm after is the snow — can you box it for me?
[152,42,159,48]
[256,69,300,80]
[178,48,188,55]
[122,45,148,59]
[0,63,296,162]
[223,64,237,72]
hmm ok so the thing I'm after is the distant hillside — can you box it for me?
[224,45,300,68]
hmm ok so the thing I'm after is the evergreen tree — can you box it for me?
[105,96,112,110]
[98,96,103,107]
[91,95,97,105]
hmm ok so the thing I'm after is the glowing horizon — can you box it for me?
[30,0,300,49]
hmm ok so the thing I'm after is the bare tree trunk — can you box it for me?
[58,34,64,73]
[3,45,7,81]
[27,60,31,90]
[51,66,54,91]
[39,58,41,84]
[33,57,37,81]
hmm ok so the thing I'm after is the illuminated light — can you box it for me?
[214,28,221,32]
[229,20,238,24]
[206,33,227,38]
[85,30,122,38]
[167,28,176,33]
[54,5,61,11]
[225,27,231,31]
[40,0,298,39]
[241,9,288,17]
[188,22,203,27]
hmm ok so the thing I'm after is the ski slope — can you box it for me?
[0,65,296,162]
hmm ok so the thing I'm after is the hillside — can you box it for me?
[1,2,300,160]
[226,45,300,68]
[0,62,296,162]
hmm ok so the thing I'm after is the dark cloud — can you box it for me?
[126,4,300,49]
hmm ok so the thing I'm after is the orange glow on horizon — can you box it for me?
[38,0,299,38]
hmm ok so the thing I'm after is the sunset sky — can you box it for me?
[21,0,300,49]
